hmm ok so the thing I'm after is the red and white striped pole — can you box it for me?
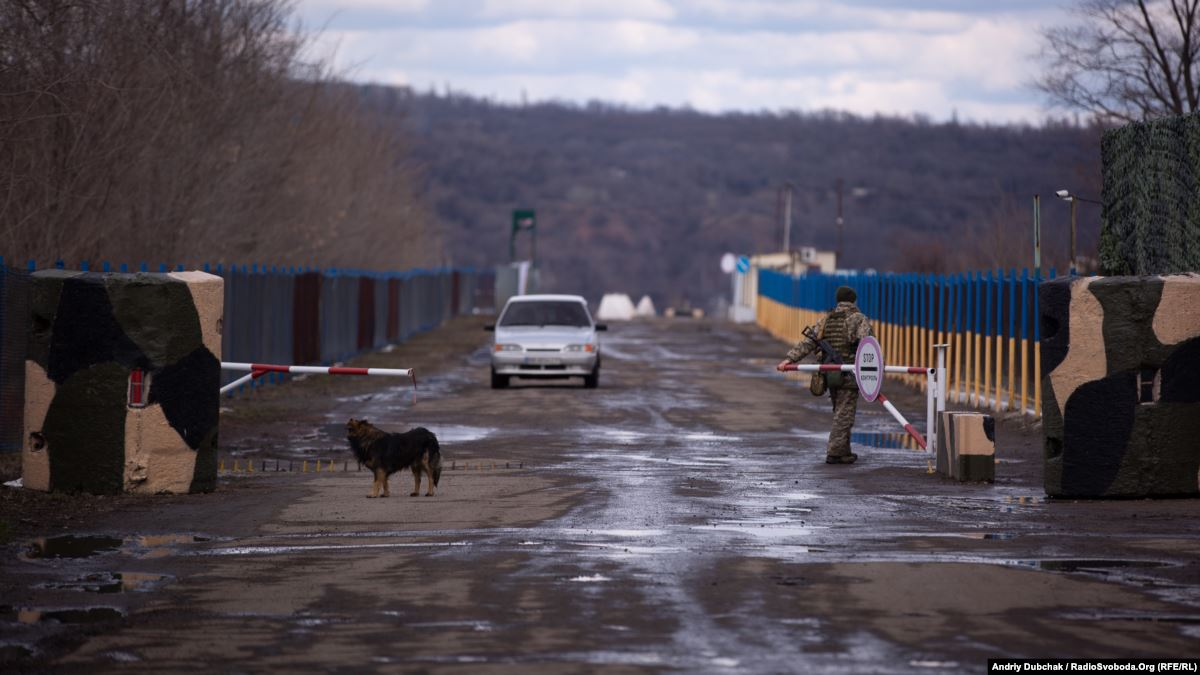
[778,363,932,451]
[220,362,417,400]
[779,363,932,376]
[876,393,927,450]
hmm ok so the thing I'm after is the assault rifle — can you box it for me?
[802,325,843,365]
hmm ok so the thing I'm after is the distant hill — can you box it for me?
[359,86,1102,309]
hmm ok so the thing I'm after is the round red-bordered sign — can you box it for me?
[855,336,884,402]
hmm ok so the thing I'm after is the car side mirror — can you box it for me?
[595,323,608,331]
[484,324,495,332]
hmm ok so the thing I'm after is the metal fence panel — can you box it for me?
[386,278,400,342]
[0,265,29,454]
[320,273,359,363]
[293,272,322,364]
[356,277,375,352]
[373,278,388,348]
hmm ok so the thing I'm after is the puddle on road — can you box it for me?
[24,534,211,561]
[621,453,736,468]
[603,429,648,445]
[42,572,172,594]
[419,424,495,443]
[682,432,742,443]
[1011,559,1173,573]
[778,491,822,501]
[407,620,496,632]
[129,535,211,559]
[852,431,925,450]
[560,529,669,539]
[565,574,613,583]
[697,518,819,539]
[25,535,122,559]
[198,541,471,556]
[0,606,124,625]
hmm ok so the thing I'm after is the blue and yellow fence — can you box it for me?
[758,268,1056,418]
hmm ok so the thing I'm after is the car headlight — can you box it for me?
[565,344,595,352]
[494,344,522,352]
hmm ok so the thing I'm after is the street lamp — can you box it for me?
[1055,189,1101,275]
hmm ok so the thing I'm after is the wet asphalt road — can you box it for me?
[3,318,1200,673]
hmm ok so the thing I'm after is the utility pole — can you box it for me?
[836,178,844,264]
[782,183,794,252]
[1033,194,1042,277]
[1069,196,1077,276]
[1055,189,1099,276]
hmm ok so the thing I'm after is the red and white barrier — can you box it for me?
[779,344,948,456]
[220,362,417,399]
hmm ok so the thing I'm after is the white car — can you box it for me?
[486,294,607,389]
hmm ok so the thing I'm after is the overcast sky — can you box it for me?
[296,0,1072,125]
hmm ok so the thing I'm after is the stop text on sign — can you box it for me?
[855,336,884,402]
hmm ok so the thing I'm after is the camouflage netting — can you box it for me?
[1100,113,1200,275]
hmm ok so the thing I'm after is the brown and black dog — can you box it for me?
[345,419,442,498]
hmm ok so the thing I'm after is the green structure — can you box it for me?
[1100,112,1200,275]
[510,209,536,263]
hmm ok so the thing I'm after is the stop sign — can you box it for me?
[855,336,884,402]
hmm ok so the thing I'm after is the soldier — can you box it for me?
[776,285,874,464]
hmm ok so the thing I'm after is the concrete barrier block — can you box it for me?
[23,271,222,494]
[936,412,995,483]
[1041,274,1200,498]
[935,412,952,477]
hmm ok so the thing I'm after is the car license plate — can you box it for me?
[526,357,562,366]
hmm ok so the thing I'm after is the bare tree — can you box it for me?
[0,0,441,270]
[1038,0,1200,123]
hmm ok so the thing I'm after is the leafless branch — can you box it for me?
[1038,0,1200,122]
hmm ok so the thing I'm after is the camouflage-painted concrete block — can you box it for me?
[936,412,995,482]
[23,271,222,494]
[1041,274,1200,498]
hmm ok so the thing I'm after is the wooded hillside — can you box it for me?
[364,86,1102,308]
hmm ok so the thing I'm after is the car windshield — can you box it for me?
[500,301,591,327]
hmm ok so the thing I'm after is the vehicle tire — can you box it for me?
[491,369,510,389]
[583,365,599,389]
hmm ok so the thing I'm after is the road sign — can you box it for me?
[735,255,750,274]
[510,209,537,262]
[855,336,884,402]
[720,253,736,274]
[513,209,536,230]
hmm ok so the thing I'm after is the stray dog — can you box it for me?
[345,418,442,498]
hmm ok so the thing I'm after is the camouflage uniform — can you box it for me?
[784,301,873,461]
